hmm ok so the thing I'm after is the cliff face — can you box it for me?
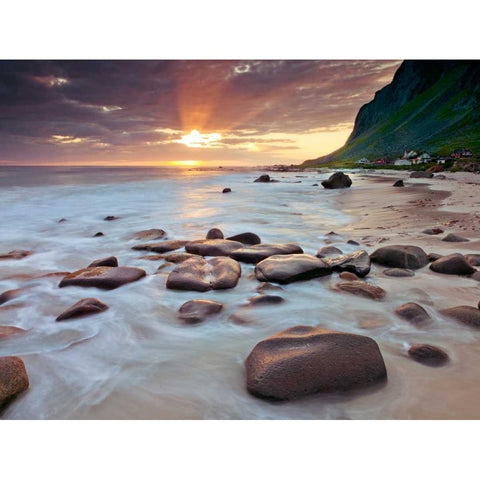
[303,60,480,166]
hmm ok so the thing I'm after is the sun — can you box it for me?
[167,160,201,167]
[177,129,222,148]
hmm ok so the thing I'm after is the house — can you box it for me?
[451,148,473,158]
[437,158,447,164]
[419,153,431,161]
[403,150,418,159]
[356,157,370,165]
[394,159,412,166]
[372,158,387,165]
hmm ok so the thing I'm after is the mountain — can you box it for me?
[302,60,480,167]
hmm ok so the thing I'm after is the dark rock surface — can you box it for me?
[410,171,433,179]
[442,233,469,242]
[222,188,231,193]
[0,288,26,306]
[393,179,404,187]
[230,243,303,264]
[322,250,371,277]
[247,295,285,306]
[335,281,386,300]
[321,172,352,189]
[339,271,359,281]
[163,252,198,264]
[56,298,109,321]
[429,253,476,275]
[422,228,444,235]
[427,253,442,262]
[395,302,431,325]
[256,282,284,293]
[132,240,188,253]
[245,325,387,400]
[255,254,331,284]
[254,174,271,183]
[408,344,449,366]
[316,246,343,258]
[59,266,146,290]
[465,254,480,266]
[206,228,224,240]
[186,239,244,256]
[440,306,480,327]
[93,232,104,237]
[371,245,429,269]
[177,299,223,324]
[383,268,415,277]
[104,216,119,221]
[88,256,118,268]
[0,356,29,410]
[227,232,261,245]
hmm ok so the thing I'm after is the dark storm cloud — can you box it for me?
[0,60,400,162]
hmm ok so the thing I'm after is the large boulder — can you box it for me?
[177,299,223,324]
[245,326,387,400]
[88,256,118,268]
[59,266,146,290]
[408,344,449,366]
[442,233,469,242]
[430,253,476,275]
[206,228,224,240]
[132,239,188,253]
[322,250,371,277]
[410,171,433,178]
[230,243,303,264]
[370,245,429,269]
[227,232,261,245]
[321,172,352,189]
[0,356,29,410]
[166,257,241,292]
[440,306,480,327]
[395,302,431,326]
[335,281,386,300]
[185,239,244,256]
[255,254,331,284]
[56,298,109,321]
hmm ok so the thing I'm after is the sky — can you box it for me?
[0,60,401,167]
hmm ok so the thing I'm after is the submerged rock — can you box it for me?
[104,215,119,221]
[186,239,244,256]
[166,257,241,292]
[339,271,359,281]
[383,268,415,277]
[222,188,231,193]
[408,344,449,366]
[255,254,331,284]
[129,229,166,241]
[0,250,32,260]
[0,356,29,410]
[206,228,224,240]
[245,325,387,400]
[321,172,352,189]
[227,232,261,245]
[163,252,198,264]
[440,306,480,327]
[422,228,444,235]
[442,233,469,242]
[88,256,118,268]
[247,295,285,306]
[93,232,104,237]
[322,250,371,277]
[393,179,404,187]
[230,243,303,264]
[256,282,284,293]
[177,299,223,324]
[59,266,146,290]
[254,174,271,183]
[56,298,109,321]
[430,254,476,275]
[316,246,343,258]
[371,245,429,269]
[0,288,26,306]
[132,239,188,253]
[0,326,26,340]
[395,302,431,325]
[465,254,480,266]
[410,171,433,178]
[335,281,386,300]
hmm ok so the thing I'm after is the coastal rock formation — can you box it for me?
[316,246,343,258]
[393,179,404,187]
[166,257,241,292]
[88,256,118,268]
[0,326,26,340]
[56,298,109,321]
[410,171,433,179]
[230,243,303,264]
[132,239,188,253]
[321,172,352,189]
[206,228,224,240]
[227,232,261,245]
[383,268,415,277]
[0,250,32,260]
[185,239,244,256]
[177,299,223,324]
[408,344,449,366]
[430,253,476,275]
[440,306,480,327]
[255,254,331,284]
[370,245,429,269]
[0,356,29,410]
[59,266,146,290]
[442,233,469,242]
[245,326,387,400]
[335,281,386,300]
[322,250,371,277]
[395,302,431,325]
[247,294,285,306]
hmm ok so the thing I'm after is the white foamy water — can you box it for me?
[1,167,480,419]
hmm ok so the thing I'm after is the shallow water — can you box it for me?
[1,167,480,419]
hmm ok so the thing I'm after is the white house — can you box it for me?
[394,159,412,166]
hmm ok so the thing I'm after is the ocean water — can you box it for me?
[1,166,480,419]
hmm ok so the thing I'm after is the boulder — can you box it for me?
[185,239,244,256]
[132,239,188,253]
[429,254,476,275]
[393,179,404,187]
[129,229,166,241]
[408,344,449,366]
[442,233,469,242]
[245,326,387,400]
[410,171,433,178]
[339,271,359,281]
[177,299,223,324]
[466,254,480,266]
[422,228,444,235]
[0,326,26,340]
[104,215,119,221]
[56,298,109,321]
[227,232,261,245]
[206,228,224,240]
[222,188,232,193]
[335,281,386,300]
[230,243,303,264]
[440,306,480,327]
[0,250,32,260]
[383,268,415,277]
[88,256,118,268]
[93,232,104,237]
[59,266,146,290]
[0,356,29,410]
[316,246,343,258]
[395,302,431,325]
[322,250,371,277]
[166,257,241,292]
[370,245,429,269]
[247,295,285,306]
[255,254,331,284]
[321,172,352,189]
[254,174,271,183]
[347,240,360,246]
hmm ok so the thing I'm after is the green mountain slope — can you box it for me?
[302,60,480,167]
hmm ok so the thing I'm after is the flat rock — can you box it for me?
[335,281,386,300]
[247,295,285,306]
[132,239,188,253]
[163,252,198,264]
[177,299,223,324]
[339,271,359,281]
[59,266,146,290]
[88,256,118,268]
[254,174,271,183]
[422,228,444,235]
[395,302,431,325]
[0,356,29,410]
[465,254,480,266]
[316,246,343,258]
[442,233,469,242]
[383,268,415,277]
[410,171,433,178]
[321,172,352,189]
[185,239,244,256]
[408,344,449,366]
[440,306,480,327]
[0,326,26,340]
[245,325,387,400]
[206,228,224,240]
[166,257,241,292]
[255,254,331,284]
[0,250,32,260]
[230,243,303,264]
[227,232,261,245]
[322,250,371,277]
[429,253,476,275]
[371,245,429,269]
[129,229,166,241]
[56,298,109,321]
[393,179,404,187]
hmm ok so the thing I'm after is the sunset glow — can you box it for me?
[177,130,222,148]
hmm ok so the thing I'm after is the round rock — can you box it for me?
[371,245,429,269]
[395,302,431,325]
[56,298,109,321]
[321,172,352,189]
[0,356,29,410]
[59,266,146,290]
[131,239,188,253]
[178,299,223,324]
[429,254,476,275]
[316,246,343,258]
[88,256,118,268]
[186,239,244,256]
[227,232,261,245]
[408,344,449,367]
[442,233,469,242]
[440,306,480,327]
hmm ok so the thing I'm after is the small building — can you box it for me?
[394,159,412,166]
[372,158,387,165]
[450,148,473,158]
[437,158,446,164]
[356,157,370,165]
[403,150,418,159]
[419,153,431,161]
